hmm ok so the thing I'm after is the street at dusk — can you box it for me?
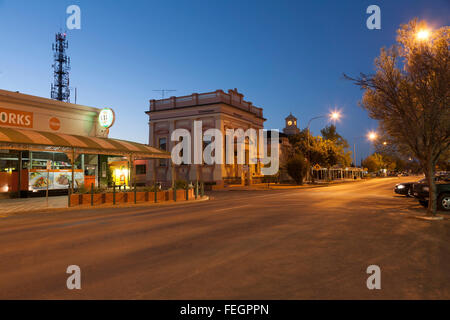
[1,177,448,300]
[0,0,449,312]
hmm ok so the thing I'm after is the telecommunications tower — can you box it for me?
[51,32,71,102]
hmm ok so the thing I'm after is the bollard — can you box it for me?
[174,185,177,202]
[186,185,189,201]
[113,183,116,205]
[154,183,157,203]
[134,183,137,204]
[68,187,71,208]
[201,182,204,197]
[91,183,94,206]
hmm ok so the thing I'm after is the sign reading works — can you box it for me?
[0,107,33,128]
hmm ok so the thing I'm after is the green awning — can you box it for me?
[0,127,170,159]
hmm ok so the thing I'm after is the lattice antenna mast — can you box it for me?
[51,32,71,102]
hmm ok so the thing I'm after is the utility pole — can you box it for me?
[51,32,71,102]
[153,89,176,99]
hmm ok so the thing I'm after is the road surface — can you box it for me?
[0,177,449,299]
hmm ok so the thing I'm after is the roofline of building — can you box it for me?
[146,102,266,121]
[147,89,264,119]
[0,89,101,114]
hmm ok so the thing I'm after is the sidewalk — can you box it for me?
[0,195,209,218]
[0,196,68,217]
[223,178,372,191]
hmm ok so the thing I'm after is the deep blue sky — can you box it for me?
[0,0,448,163]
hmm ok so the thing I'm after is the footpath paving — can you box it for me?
[0,196,68,217]
[223,178,370,191]
[0,195,209,218]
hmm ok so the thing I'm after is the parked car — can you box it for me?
[394,178,426,197]
[413,176,450,211]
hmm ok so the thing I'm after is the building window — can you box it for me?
[159,137,168,167]
[135,164,146,175]
[159,138,167,151]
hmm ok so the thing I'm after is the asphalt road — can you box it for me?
[0,177,449,299]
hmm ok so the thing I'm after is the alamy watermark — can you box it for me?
[170,121,279,176]
[366,265,381,290]
[66,5,81,30]
[366,5,381,30]
[66,265,81,290]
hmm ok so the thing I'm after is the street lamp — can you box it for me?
[330,111,340,121]
[367,131,378,141]
[305,111,342,182]
[416,29,430,41]
[352,131,378,167]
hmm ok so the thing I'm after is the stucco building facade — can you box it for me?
[139,89,266,187]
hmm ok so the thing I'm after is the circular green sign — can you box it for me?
[98,108,115,129]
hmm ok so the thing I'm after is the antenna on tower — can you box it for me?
[51,32,71,102]
[153,89,176,99]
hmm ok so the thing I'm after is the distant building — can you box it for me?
[137,89,266,187]
[283,113,300,136]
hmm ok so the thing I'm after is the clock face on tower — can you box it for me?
[288,120,293,126]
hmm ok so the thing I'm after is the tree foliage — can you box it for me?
[361,153,385,173]
[288,126,352,169]
[346,19,450,215]
[286,153,308,185]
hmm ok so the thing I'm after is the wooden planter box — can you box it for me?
[176,189,186,201]
[69,194,79,207]
[68,188,198,208]
[81,194,91,206]
[135,191,147,202]
[77,193,104,206]
[105,193,114,204]
[151,190,163,202]
[92,193,104,205]
[115,193,124,203]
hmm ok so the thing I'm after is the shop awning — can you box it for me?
[0,127,171,159]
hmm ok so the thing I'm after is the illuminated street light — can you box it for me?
[305,110,344,182]
[383,141,388,146]
[330,111,341,121]
[367,131,377,141]
[416,29,430,41]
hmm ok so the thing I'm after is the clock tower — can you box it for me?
[283,113,300,135]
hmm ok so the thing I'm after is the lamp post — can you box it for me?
[353,131,378,167]
[305,111,341,182]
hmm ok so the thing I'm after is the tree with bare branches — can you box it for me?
[346,19,450,215]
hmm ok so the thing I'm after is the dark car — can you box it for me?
[394,178,426,197]
[413,176,450,211]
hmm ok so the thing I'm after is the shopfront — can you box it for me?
[0,89,170,197]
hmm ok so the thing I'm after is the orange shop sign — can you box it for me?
[49,117,61,131]
[0,107,33,128]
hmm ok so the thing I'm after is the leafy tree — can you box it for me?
[321,124,350,149]
[362,153,385,173]
[286,154,308,185]
[347,19,450,215]
[289,128,352,168]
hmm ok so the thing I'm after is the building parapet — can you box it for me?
[149,89,264,119]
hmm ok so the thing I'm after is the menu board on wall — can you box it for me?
[28,169,84,191]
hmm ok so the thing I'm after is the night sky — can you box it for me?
[0,0,449,163]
